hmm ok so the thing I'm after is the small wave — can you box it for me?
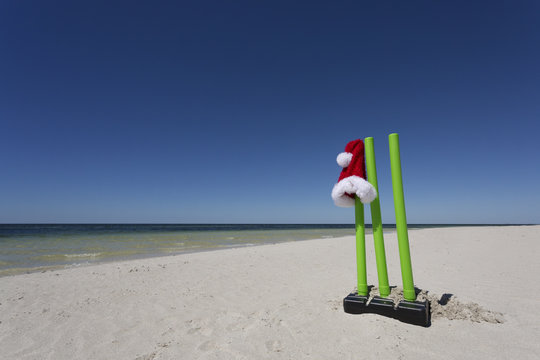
[64,262,93,269]
[216,243,256,249]
[161,245,187,253]
[64,253,102,259]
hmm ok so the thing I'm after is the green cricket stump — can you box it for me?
[354,196,368,296]
[365,136,390,298]
[388,133,429,326]
[343,196,370,313]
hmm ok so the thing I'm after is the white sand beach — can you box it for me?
[1,226,539,359]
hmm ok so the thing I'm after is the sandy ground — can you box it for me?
[1,225,539,359]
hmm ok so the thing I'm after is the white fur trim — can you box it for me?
[331,175,377,207]
[336,152,353,167]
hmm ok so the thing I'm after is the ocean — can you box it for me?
[0,223,474,276]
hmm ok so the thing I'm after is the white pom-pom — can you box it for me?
[336,152,353,167]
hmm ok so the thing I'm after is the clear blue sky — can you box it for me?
[1,1,539,224]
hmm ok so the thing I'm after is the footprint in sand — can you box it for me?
[265,340,283,352]
[185,319,214,336]
[134,352,156,360]
[198,339,219,351]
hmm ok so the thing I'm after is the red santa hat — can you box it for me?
[331,139,377,207]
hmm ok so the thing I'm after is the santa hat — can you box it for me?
[331,139,377,207]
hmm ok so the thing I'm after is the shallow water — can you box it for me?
[0,223,484,276]
[0,224,367,275]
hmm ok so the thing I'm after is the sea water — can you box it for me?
[0,224,468,276]
[0,224,365,276]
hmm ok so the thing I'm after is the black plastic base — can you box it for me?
[342,294,368,314]
[395,299,431,327]
[343,293,431,327]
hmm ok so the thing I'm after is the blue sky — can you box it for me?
[1,1,539,224]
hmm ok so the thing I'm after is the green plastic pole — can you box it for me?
[389,133,416,302]
[355,196,368,296]
[364,137,390,297]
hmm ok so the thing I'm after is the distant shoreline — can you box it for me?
[1,223,534,225]
[1,224,537,278]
